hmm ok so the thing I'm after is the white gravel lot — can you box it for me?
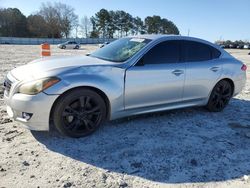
[0,45,250,188]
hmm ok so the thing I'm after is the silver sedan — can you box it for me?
[4,35,247,137]
[57,41,80,49]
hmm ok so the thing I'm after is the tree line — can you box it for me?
[88,9,179,38]
[0,3,78,38]
[0,2,180,38]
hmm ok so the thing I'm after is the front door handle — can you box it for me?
[172,70,184,76]
[210,66,220,72]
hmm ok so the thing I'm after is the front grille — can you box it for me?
[3,77,12,96]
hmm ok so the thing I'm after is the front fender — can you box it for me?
[44,66,125,117]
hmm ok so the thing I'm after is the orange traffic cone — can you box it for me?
[41,43,51,57]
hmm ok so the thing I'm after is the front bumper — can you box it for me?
[4,91,59,131]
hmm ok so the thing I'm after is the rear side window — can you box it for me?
[183,41,212,62]
[211,48,221,59]
[143,41,180,64]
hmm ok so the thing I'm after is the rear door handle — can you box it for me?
[210,67,220,72]
[172,70,184,76]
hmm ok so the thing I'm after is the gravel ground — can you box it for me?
[0,45,250,188]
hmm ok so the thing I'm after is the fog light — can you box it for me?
[22,112,33,120]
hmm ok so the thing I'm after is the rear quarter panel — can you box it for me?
[220,57,246,95]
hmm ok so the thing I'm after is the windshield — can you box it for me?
[90,37,151,62]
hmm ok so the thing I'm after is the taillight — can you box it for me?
[241,64,247,71]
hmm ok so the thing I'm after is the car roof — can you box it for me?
[131,34,221,51]
[133,34,208,43]
[134,34,175,40]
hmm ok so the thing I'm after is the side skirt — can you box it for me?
[110,98,207,120]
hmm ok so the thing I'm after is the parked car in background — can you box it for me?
[244,44,250,49]
[219,44,225,48]
[237,45,244,49]
[99,42,110,48]
[58,41,80,49]
[229,44,237,49]
[4,35,247,137]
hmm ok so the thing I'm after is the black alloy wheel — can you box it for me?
[206,80,233,112]
[53,89,106,137]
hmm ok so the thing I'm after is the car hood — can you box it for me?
[10,55,117,81]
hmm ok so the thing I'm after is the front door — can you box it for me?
[125,40,185,109]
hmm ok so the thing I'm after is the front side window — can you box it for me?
[143,41,180,65]
[183,41,212,62]
[90,38,151,62]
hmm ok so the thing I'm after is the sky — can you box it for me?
[1,0,249,42]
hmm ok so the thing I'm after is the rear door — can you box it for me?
[182,40,222,101]
[125,40,185,109]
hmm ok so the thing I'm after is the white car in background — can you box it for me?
[99,42,110,48]
[58,41,80,49]
[244,44,250,49]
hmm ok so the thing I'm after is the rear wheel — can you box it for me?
[62,45,66,49]
[75,45,79,49]
[206,80,233,112]
[52,89,106,138]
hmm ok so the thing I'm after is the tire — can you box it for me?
[62,45,66,49]
[52,89,106,138]
[75,45,79,49]
[206,80,233,112]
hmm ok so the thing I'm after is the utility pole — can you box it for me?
[187,29,190,36]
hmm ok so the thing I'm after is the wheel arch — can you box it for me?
[49,86,111,128]
[218,78,235,96]
[207,77,235,104]
[206,78,235,112]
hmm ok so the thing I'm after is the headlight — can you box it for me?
[18,77,60,95]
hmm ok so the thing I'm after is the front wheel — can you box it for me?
[52,89,106,138]
[206,80,233,112]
